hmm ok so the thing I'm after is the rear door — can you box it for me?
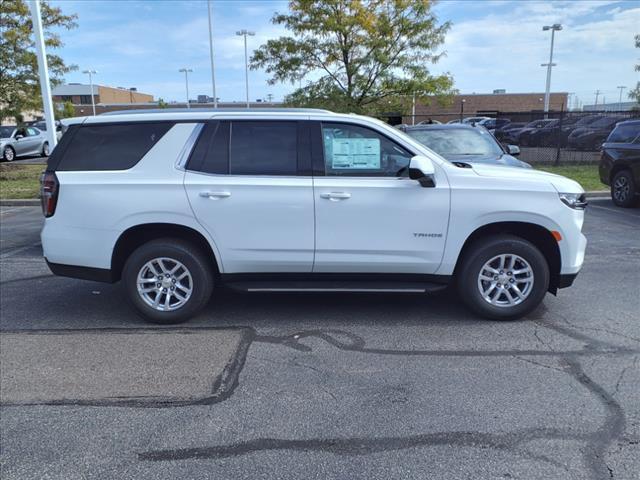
[184,120,315,273]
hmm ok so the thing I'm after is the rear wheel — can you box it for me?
[41,142,49,157]
[611,170,637,208]
[122,239,214,324]
[457,235,550,320]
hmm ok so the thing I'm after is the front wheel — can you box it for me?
[122,239,214,324]
[3,146,15,162]
[611,170,637,208]
[457,235,550,320]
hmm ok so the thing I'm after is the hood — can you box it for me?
[444,153,531,169]
[470,163,584,193]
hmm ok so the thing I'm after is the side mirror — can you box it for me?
[507,145,520,156]
[14,134,24,140]
[409,155,436,188]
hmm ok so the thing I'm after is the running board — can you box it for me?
[223,280,449,294]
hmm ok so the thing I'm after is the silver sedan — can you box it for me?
[0,126,50,162]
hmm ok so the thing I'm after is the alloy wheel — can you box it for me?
[136,257,193,311]
[4,147,14,162]
[613,176,630,203]
[477,254,534,307]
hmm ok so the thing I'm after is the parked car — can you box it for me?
[41,109,586,324]
[555,115,605,147]
[494,122,526,142]
[524,119,561,147]
[568,116,624,151]
[417,119,442,125]
[31,120,67,141]
[599,119,640,207]
[511,119,558,146]
[0,125,50,162]
[401,124,531,168]
[477,118,511,131]
[462,116,492,125]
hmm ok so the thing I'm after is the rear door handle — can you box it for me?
[199,191,231,199]
[320,192,351,201]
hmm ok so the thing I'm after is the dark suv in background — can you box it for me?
[599,119,640,207]
[569,116,623,151]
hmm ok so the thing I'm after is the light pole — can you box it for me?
[178,68,193,108]
[236,29,255,108]
[542,23,562,115]
[459,98,466,122]
[617,86,627,111]
[82,69,97,116]
[207,0,217,108]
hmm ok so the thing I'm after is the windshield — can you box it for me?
[590,117,620,128]
[0,127,15,138]
[406,128,503,156]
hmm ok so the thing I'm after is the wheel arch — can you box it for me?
[111,223,220,282]
[453,221,562,294]
[609,162,632,183]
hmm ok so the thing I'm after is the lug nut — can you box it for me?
[499,270,504,274]
[162,288,167,292]
[172,279,176,283]
[510,278,515,283]
[170,286,175,291]
[507,271,512,276]
[156,283,161,288]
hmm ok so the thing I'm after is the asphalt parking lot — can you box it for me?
[0,201,638,480]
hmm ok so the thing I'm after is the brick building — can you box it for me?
[52,83,154,107]
[404,92,569,124]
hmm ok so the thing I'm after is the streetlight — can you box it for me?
[541,23,562,115]
[207,0,217,108]
[617,86,627,111]
[236,29,255,108]
[82,69,97,116]
[459,98,466,122]
[178,68,193,108]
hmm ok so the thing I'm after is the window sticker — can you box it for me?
[331,138,380,169]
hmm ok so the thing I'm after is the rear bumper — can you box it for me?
[46,259,115,283]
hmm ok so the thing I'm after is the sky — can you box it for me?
[51,0,640,108]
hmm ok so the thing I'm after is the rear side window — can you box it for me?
[56,122,173,171]
[186,121,229,174]
[608,124,640,144]
[230,121,297,175]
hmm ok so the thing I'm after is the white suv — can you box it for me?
[40,109,587,324]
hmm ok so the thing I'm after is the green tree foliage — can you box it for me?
[251,0,454,114]
[55,100,76,119]
[0,0,78,123]
[629,34,640,104]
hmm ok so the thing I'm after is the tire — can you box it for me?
[3,146,15,162]
[457,235,550,320]
[41,142,49,157]
[122,238,214,324]
[611,170,637,208]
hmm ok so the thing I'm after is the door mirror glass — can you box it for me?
[14,134,24,140]
[507,145,520,156]
[409,155,436,187]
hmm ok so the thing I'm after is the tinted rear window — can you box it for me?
[229,121,297,175]
[56,122,173,171]
[608,123,640,144]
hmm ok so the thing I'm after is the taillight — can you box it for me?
[40,171,59,217]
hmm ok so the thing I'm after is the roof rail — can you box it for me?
[100,107,334,116]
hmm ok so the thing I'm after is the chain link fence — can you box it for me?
[380,109,639,166]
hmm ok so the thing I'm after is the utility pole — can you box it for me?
[236,29,255,108]
[542,24,562,116]
[617,86,627,111]
[594,90,601,108]
[179,68,193,108]
[459,99,465,122]
[28,0,57,148]
[266,93,274,103]
[82,69,97,116]
[412,92,416,125]
[207,0,217,108]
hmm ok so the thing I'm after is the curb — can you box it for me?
[2,191,611,207]
[0,199,40,207]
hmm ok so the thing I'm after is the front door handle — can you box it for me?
[199,191,231,199]
[320,192,351,201]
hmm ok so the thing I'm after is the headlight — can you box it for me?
[558,192,587,209]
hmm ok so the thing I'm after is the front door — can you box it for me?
[184,120,315,273]
[312,122,450,274]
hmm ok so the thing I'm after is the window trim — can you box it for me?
[315,121,415,178]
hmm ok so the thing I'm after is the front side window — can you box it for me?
[321,123,412,177]
[26,127,39,137]
[57,122,173,171]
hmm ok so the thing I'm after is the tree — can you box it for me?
[0,0,78,123]
[55,100,76,119]
[157,98,169,109]
[628,34,640,104]
[250,0,454,114]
